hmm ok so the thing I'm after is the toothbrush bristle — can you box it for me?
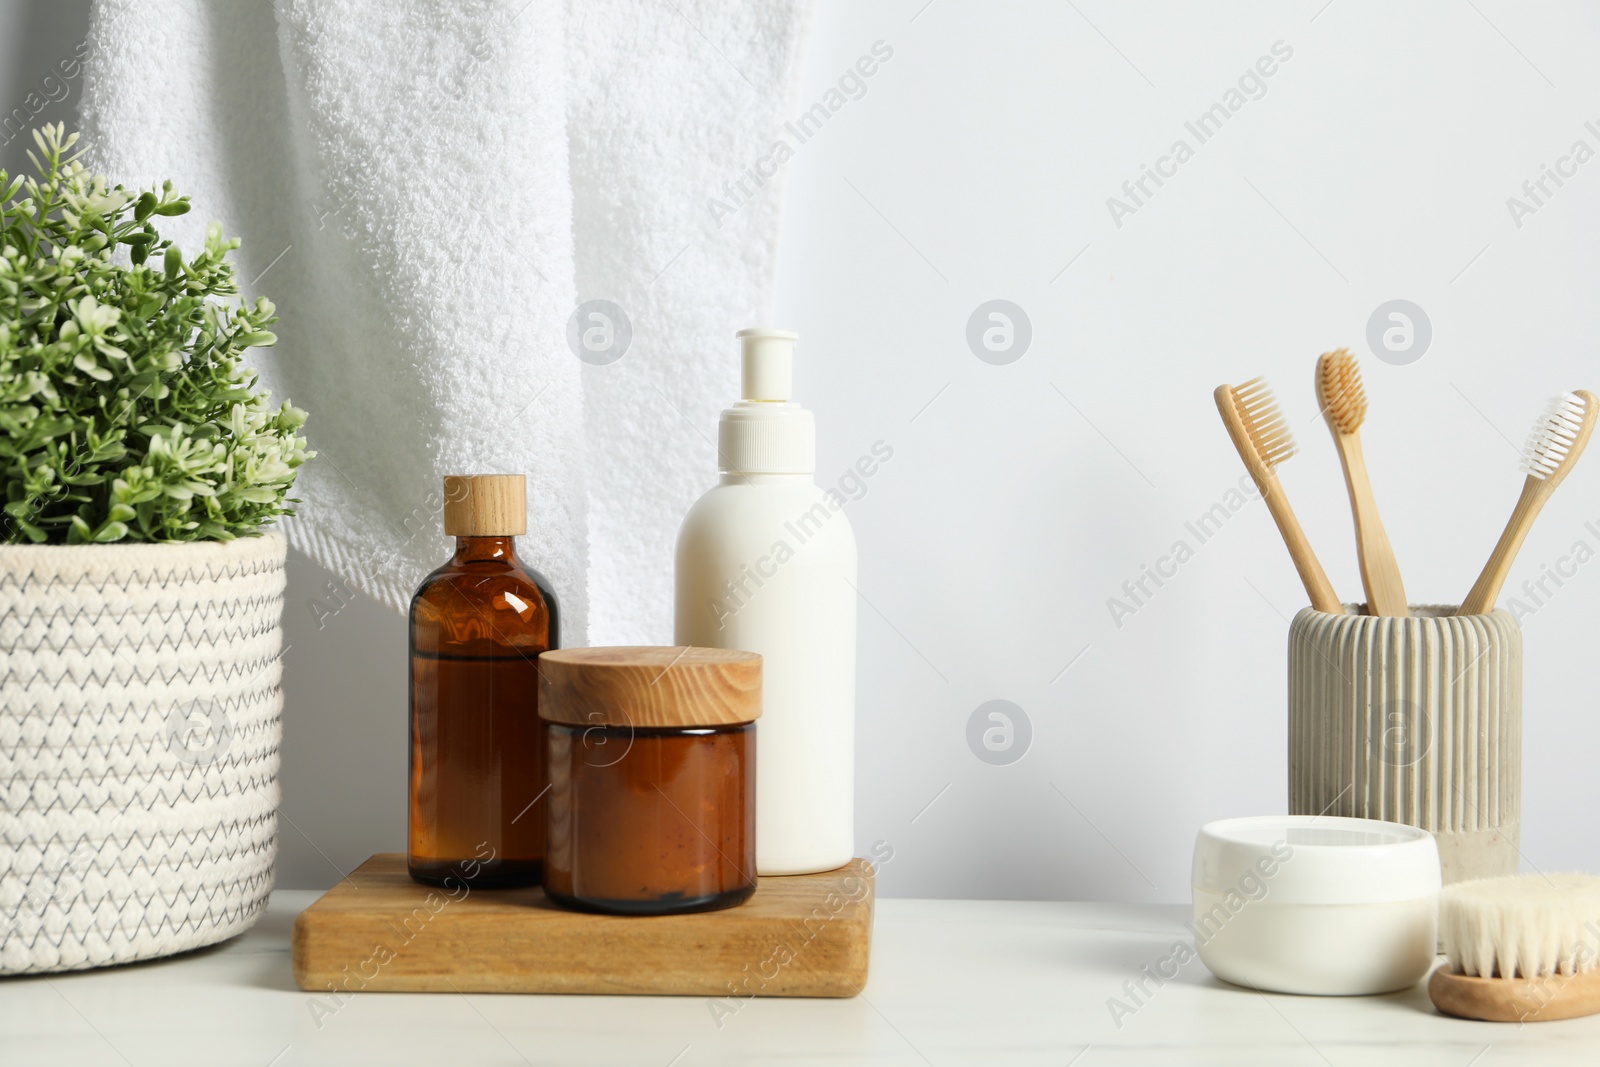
[1233,377,1297,470]
[1318,348,1367,434]
[1521,392,1589,481]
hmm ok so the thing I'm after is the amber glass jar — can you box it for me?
[409,475,557,888]
[539,647,760,915]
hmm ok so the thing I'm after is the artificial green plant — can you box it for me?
[0,124,310,543]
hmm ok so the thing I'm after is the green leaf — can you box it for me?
[27,416,75,440]
[71,353,112,381]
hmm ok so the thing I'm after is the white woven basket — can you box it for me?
[0,533,286,974]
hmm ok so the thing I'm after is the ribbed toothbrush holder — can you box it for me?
[1287,605,1522,885]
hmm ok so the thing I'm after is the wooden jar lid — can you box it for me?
[443,474,526,536]
[538,646,762,728]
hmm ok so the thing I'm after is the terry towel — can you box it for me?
[78,0,817,644]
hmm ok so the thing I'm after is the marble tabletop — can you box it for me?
[3,892,1598,1065]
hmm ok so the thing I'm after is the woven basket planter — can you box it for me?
[0,534,286,974]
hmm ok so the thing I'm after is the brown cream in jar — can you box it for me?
[538,647,761,915]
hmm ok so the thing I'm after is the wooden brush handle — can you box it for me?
[1459,477,1551,616]
[1430,965,1600,1022]
[1257,470,1344,614]
[1331,432,1409,616]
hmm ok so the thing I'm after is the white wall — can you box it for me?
[5,0,1599,901]
[0,0,91,176]
[773,0,1600,901]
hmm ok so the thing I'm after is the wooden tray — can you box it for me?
[291,854,873,997]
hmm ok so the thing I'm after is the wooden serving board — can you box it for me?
[291,854,873,997]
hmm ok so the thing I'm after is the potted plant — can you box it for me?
[0,125,310,974]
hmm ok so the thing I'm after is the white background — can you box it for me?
[5,0,1599,901]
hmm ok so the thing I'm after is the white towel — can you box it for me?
[78,0,816,644]
[565,0,817,643]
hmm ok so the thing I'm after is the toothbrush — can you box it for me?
[1215,378,1343,613]
[1316,349,1409,617]
[1458,390,1597,616]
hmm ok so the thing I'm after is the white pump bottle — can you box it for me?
[674,329,857,876]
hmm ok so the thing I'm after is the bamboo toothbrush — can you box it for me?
[1215,379,1343,613]
[1316,349,1408,617]
[1430,873,1600,1022]
[1458,390,1597,616]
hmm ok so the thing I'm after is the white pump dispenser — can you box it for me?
[675,329,858,875]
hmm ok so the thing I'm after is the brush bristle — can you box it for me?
[1318,348,1367,434]
[1231,377,1297,470]
[1440,873,1600,979]
[1522,392,1589,480]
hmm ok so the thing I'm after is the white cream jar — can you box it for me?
[1192,815,1441,995]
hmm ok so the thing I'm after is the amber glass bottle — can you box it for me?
[409,475,557,888]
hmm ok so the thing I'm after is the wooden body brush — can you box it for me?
[1215,378,1342,613]
[1459,390,1597,615]
[1430,873,1600,1022]
[1316,349,1408,616]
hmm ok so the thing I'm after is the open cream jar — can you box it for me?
[1192,815,1441,995]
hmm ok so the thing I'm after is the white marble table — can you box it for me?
[4,893,1599,1065]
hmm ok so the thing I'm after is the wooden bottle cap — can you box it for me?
[443,475,526,536]
[538,646,762,728]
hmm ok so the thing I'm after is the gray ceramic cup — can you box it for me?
[1288,605,1521,884]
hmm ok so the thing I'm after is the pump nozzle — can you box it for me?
[721,328,814,474]
[737,327,798,402]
